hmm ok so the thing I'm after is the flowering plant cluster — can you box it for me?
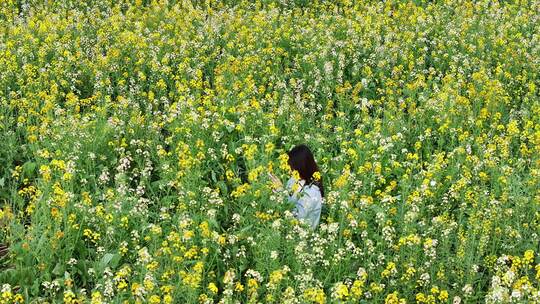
[1,0,539,303]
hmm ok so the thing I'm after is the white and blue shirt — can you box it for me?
[286,177,323,230]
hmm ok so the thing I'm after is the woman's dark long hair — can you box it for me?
[287,144,324,197]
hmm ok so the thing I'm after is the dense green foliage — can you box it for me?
[1,0,539,303]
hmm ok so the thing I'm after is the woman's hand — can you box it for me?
[268,172,283,191]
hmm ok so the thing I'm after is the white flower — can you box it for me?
[357,267,367,279]
[67,258,78,266]
[462,284,473,295]
[420,273,430,283]
[223,269,236,284]
[324,61,333,76]
[138,247,152,264]
[1,284,11,293]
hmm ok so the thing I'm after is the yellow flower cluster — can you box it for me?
[1,0,539,303]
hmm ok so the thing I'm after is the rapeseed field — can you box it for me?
[0,0,539,303]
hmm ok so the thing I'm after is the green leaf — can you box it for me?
[151,179,165,188]
[160,195,177,206]
[110,253,121,268]
[216,181,228,196]
[22,161,36,177]
[238,224,253,236]
[100,253,114,267]
[99,253,120,270]
[208,218,219,229]
[52,262,64,276]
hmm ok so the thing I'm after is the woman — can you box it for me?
[269,144,325,230]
